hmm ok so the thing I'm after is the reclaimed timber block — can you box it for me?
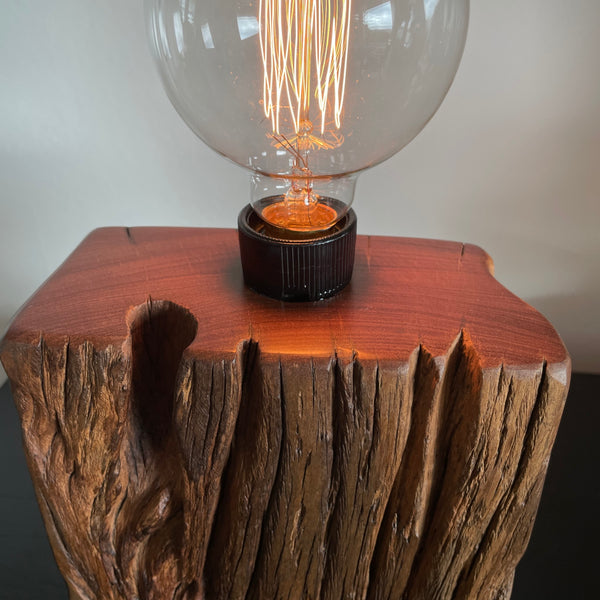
[0,227,570,600]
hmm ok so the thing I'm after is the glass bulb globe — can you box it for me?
[146,0,468,233]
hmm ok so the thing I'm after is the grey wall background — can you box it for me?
[1,0,599,387]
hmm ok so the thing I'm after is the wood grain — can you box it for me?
[0,227,570,600]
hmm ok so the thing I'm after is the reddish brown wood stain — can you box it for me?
[0,227,571,600]
[4,227,567,370]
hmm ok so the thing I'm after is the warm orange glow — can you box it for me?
[259,0,352,136]
[261,199,339,231]
[258,0,352,232]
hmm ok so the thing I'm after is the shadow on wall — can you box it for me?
[0,313,14,387]
[526,292,600,374]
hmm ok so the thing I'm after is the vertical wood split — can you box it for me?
[0,318,568,600]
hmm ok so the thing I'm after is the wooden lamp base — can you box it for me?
[0,228,569,600]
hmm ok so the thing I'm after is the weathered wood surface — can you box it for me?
[0,227,570,600]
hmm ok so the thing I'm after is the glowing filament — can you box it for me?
[259,0,353,136]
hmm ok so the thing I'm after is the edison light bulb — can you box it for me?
[146,0,469,299]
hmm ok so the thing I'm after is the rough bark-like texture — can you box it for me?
[0,228,570,600]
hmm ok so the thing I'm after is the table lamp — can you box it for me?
[0,6,572,597]
[145,0,469,300]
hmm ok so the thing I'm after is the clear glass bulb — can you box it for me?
[146,0,469,233]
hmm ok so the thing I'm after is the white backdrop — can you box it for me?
[1,0,599,386]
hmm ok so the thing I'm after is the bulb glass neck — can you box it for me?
[250,172,357,233]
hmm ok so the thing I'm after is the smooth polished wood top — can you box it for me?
[2,227,568,370]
